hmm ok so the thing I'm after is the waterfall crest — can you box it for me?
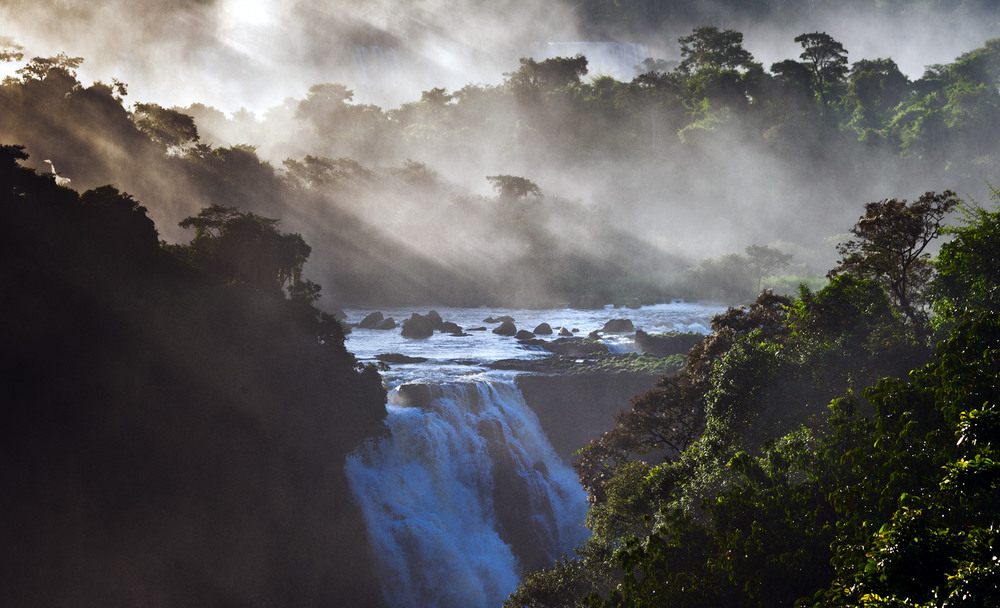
[345,379,589,608]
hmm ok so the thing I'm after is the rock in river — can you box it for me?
[601,318,634,333]
[493,320,517,336]
[401,313,434,338]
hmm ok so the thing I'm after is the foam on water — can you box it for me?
[342,302,727,606]
[345,381,590,608]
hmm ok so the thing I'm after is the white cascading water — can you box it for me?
[535,41,650,80]
[351,46,401,86]
[345,380,589,608]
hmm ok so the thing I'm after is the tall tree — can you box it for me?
[795,32,849,116]
[177,204,311,292]
[677,26,755,74]
[829,190,959,324]
[131,103,200,150]
[745,244,792,292]
[846,58,910,132]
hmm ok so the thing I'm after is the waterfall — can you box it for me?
[345,380,589,608]
[351,45,401,85]
[535,42,650,81]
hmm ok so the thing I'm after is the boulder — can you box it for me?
[515,330,535,340]
[401,313,434,338]
[587,330,601,340]
[533,323,553,335]
[439,321,463,334]
[557,327,572,337]
[375,353,428,364]
[394,383,432,407]
[601,318,634,333]
[358,311,384,329]
[426,310,444,330]
[493,321,517,336]
[375,317,397,330]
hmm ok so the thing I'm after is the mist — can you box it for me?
[5,1,995,112]
[3,0,1000,308]
[7,3,1000,607]
[0,0,579,112]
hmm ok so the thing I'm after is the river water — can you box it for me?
[342,302,725,608]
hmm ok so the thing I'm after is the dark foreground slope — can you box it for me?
[0,145,387,607]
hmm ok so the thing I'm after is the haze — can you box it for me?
[2,0,999,307]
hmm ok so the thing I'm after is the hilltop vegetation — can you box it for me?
[504,188,1000,607]
[4,11,1000,606]
[3,27,1000,305]
[0,144,387,606]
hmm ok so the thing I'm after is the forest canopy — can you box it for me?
[3,25,1000,306]
[4,4,1000,607]
[504,188,1000,607]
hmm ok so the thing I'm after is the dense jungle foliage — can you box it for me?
[0,144,387,606]
[504,189,1000,607]
[3,25,1000,305]
[4,9,1000,605]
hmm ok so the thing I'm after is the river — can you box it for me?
[342,302,726,608]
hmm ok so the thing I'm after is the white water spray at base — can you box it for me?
[345,380,589,608]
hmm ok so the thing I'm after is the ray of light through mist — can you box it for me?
[4,0,994,114]
[2,0,1000,309]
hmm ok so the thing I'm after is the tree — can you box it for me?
[486,174,541,201]
[575,373,706,503]
[79,185,159,256]
[829,190,959,325]
[846,58,910,131]
[795,32,849,115]
[677,26,755,74]
[420,87,453,107]
[769,58,814,109]
[744,244,792,292]
[684,253,754,302]
[505,55,589,92]
[0,36,24,64]
[177,204,311,292]
[15,52,83,82]
[282,155,371,191]
[294,83,390,161]
[935,185,1000,319]
[131,103,200,150]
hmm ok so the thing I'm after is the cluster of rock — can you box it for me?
[354,310,467,337]
[357,311,397,330]
[357,310,703,359]
[400,310,466,337]
[601,318,634,332]
[488,316,576,340]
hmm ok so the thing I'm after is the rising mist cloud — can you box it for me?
[0,0,583,112]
